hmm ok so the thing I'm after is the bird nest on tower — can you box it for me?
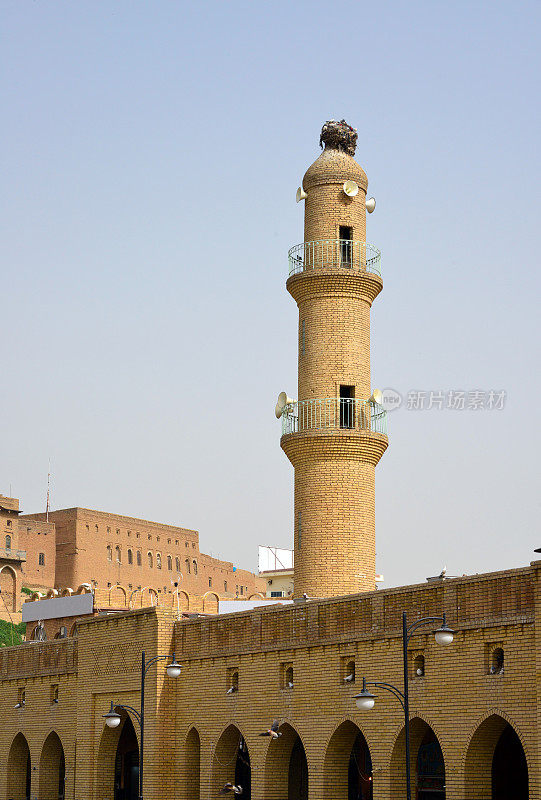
[319,119,357,156]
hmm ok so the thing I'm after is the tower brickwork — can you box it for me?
[281,121,388,598]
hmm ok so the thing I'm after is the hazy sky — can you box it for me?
[2,0,539,587]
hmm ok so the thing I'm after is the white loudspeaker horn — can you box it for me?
[343,180,359,197]
[365,197,376,213]
[296,186,307,203]
[275,391,296,418]
[369,389,383,405]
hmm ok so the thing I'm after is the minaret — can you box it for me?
[280,120,388,598]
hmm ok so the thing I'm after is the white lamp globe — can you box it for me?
[354,690,376,711]
[166,658,182,679]
[435,625,454,646]
[103,703,121,728]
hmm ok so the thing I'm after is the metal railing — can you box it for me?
[281,398,387,436]
[288,240,381,278]
[0,548,27,561]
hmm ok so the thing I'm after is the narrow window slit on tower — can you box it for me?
[340,385,355,428]
[339,226,353,267]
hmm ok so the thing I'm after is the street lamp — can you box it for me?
[353,612,454,800]
[103,651,181,800]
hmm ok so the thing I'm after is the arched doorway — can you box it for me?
[39,731,66,800]
[96,713,140,800]
[0,565,17,612]
[288,736,308,800]
[185,728,200,800]
[492,723,528,799]
[7,732,31,800]
[417,729,445,800]
[464,714,528,799]
[114,716,139,800]
[324,721,373,800]
[264,723,308,800]
[390,718,445,800]
[211,725,251,799]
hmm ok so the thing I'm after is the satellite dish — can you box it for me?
[275,391,296,418]
[365,197,376,213]
[369,389,383,405]
[343,180,359,197]
[296,187,307,203]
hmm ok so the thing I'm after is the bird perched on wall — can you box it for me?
[226,685,237,694]
[438,566,447,579]
[259,720,282,739]
[220,783,243,795]
[344,673,355,683]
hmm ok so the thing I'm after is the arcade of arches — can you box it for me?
[0,712,531,800]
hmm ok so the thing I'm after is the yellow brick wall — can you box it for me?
[0,564,536,800]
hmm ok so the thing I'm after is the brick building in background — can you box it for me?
[21,507,263,600]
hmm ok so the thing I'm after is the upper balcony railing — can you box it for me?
[0,548,26,561]
[288,240,381,278]
[282,398,387,436]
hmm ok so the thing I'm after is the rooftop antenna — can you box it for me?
[46,459,51,522]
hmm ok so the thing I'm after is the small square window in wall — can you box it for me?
[107,527,111,534]
[226,667,239,695]
[17,687,26,706]
[175,540,179,546]
[487,642,505,675]
[50,684,59,704]
[116,529,120,536]
[6,520,12,528]
[411,651,425,678]
[281,662,294,689]
[341,656,356,684]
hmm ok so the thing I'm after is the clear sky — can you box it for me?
[2,0,539,587]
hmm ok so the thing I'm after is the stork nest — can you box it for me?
[319,119,357,156]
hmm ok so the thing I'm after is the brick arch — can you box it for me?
[7,731,31,800]
[95,710,140,800]
[248,592,265,600]
[108,584,128,607]
[75,583,92,594]
[0,564,17,612]
[211,723,251,798]
[39,730,65,800]
[203,591,220,613]
[463,711,529,800]
[323,718,373,799]
[264,722,308,800]
[60,587,73,597]
[389,715,447,799]
[172,589,190,612]
[184,727,201,800]
[46,588,59,598]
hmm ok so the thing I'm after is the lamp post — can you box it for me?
[103,651,182,800]
[354,612,454,800]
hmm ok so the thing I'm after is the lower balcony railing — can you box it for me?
[288,240,381,278]
[281,398,387,436]
[0,548,26,561]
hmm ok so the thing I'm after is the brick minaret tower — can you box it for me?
[280,120,388,598]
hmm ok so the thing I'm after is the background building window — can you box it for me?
[6,520,12,528]
[127,549,133,565]
[185,558,191,574]
[193,560,198,575]
[148,552,153,568]
[167,555,172,570]
[137,551,142,566]
[107,545,112,561]
[156,553,162,569]
[115,546,121,564]
[5,535,11,550]
[38,552,45,566]
[175,557,180,572]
